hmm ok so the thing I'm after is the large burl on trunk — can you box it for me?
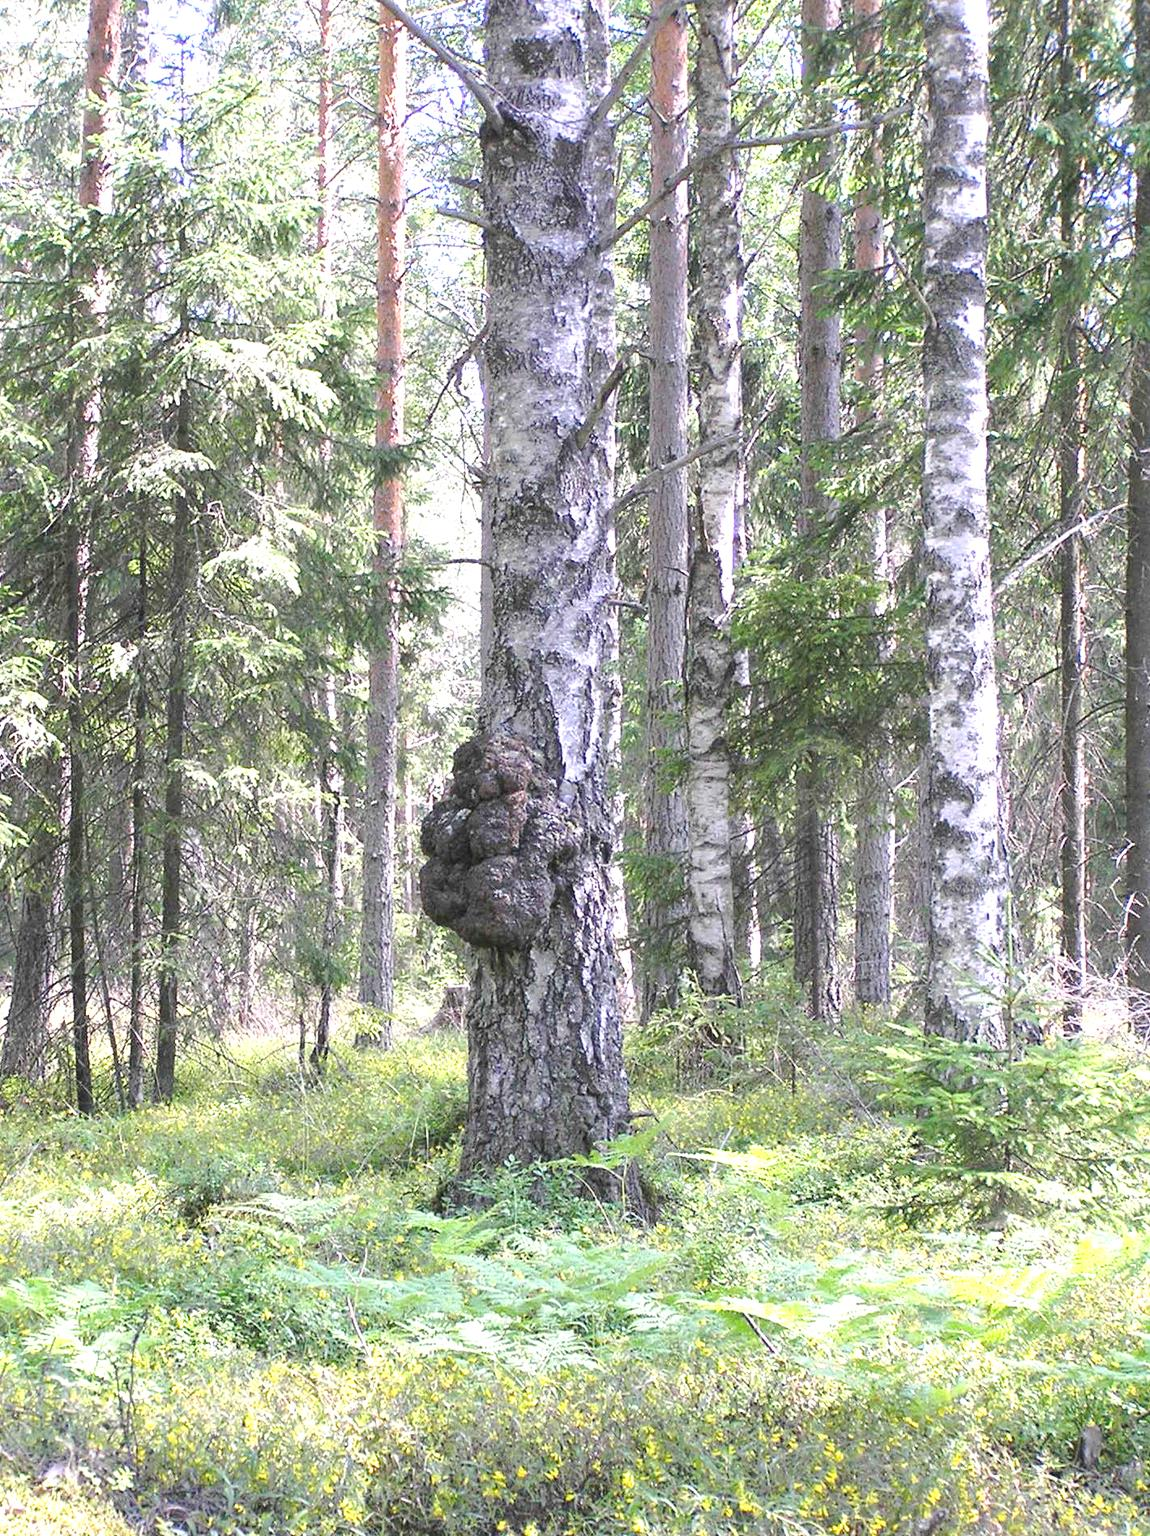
[420,728,633,1180]
[420,733,579,952]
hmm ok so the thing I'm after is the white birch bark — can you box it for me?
[922,0,1006,1043]
[685,0,740,997]
[419,0,633,1180]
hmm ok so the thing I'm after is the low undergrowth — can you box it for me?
[0,1003,1148,1535]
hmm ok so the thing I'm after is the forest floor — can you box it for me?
[0,990,1148,1535]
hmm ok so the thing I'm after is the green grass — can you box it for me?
[0,1011,1148,1535]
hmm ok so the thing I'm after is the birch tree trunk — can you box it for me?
[851,0,894,1007]
[686,0,741,997]
[794,0,842,1022]
[641,3,691,1020]
[589,7,636,1022]
[1128,0,1150,1020]
[922,0,1006,1044]
[1058,0,1088,1027]
[418,0,633,1181]
[359,6,406,1037]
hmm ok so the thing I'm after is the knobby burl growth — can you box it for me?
[419,732,580,950]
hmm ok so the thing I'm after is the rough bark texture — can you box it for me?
[794,0,842,1021]
[851,0,894,1007]
[1128,0,1150,1016]
[359,7,406,1035]
[686,0,741,998]
[641,5,691,1020]
[1058,0,1088,1027]
[923,0,1006,1043]
[419,0,632,1178]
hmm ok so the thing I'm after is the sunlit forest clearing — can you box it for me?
[3,990,1150,1536]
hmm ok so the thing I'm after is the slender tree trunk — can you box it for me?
[641,3,691,1020]
[67,0,122,1115]
[359,5,406,1038]
[588,9,636,1022]
[1128,0,1150,1018]
[686,0,742,998]
[794,760,840,1018]
[851,0,894,1007]
[923,0,1006,1044]
[731,502,760,973]
[124,0,150,1107]
[310,0,345,1070]
[1058,0,1088,1027]
[794,0,843,1021]
[418,0,634,1183]
[314,678,344,1069]
[127,523,148,1106]
[154,383,190,1102]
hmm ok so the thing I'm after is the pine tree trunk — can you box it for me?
[641,4,691,1020]
[419,0,633,1182]
[686,0,741,998]
[1058,0,1088,1027]
[851,0,894,1007]
[923,0,1006,1044]
[359,6,406,1038]
[794,0,842,1021]
[1128,0,1150,1018]
[154,385,190,1102]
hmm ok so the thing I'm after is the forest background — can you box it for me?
[3,0,1150,1532]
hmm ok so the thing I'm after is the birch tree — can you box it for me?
[418,0,634,1178]
[685,0,741,997]
[922,0,1006,1043]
